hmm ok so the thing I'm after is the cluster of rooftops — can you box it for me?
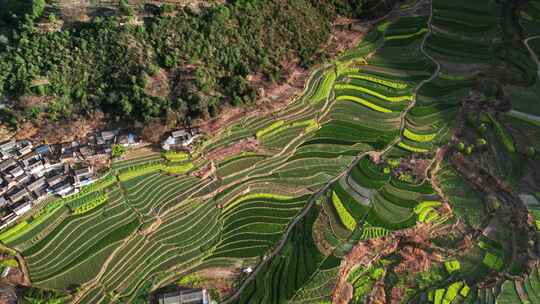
[0,126,203,232]
[0,129,140,230]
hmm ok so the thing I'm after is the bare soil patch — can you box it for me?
[205,137,263,162]
[145,69,170,99]
[332,223,451,304]
[15,112,106,144]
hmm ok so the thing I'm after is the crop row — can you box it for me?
[234,207,328,303]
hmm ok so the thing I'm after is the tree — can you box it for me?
[111,144,126,158]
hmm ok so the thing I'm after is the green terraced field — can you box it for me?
[2,1,540,303]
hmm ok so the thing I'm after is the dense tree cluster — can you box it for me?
[0,0,396,129]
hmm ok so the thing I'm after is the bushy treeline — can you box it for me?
[0,0,397,128]
[0,0,45,25]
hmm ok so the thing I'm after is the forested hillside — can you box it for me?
[0,0,399,136]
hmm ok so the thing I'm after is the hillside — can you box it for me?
[0,0,399,142]
[0,0,539,304]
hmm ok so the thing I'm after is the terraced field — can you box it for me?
[2,1,540,303]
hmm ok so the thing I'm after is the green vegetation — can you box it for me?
[111,144,126,158]
[0,0,381,129]
[72,194,108,215]
[118,162,164,181]
[3,2,540,302]
[332,191,357,231]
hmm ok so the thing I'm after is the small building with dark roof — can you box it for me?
[17,144,32,157]
[13,200,32,216]
[0,158,16,172]
[46,174,65,188]
[34,144,51,155]
[8,166,24,178]
[0,140,16,153]
[26,177,46,192]
[79,146,95,159]
[8,188,29,204]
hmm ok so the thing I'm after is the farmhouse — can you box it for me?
[0,140,16,153]
[8,188,29,204]
[13,201,32,216]
[26,177,46,192]
[54,183,76,197]
[0,159,16,172]
[60,152,76,163]
[8,166,24,178]
[79,146,96,159]
[0,213,17,230]
[117,133,138,147]
[46,174,65,188]
[17,144,33,157]
[74,166,93,184]
[15,174,31,185]
[0,151,10,160]
[153,287,210,304]
[162,128,200,151]
[34,144,51,155]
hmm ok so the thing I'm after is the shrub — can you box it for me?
[112,144,126,158]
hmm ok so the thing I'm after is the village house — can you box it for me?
[0,158,16,172]
[43,156,62,171]
[46,174,65,188]
[60,151,76,163]
[21,154,39,167]
[34,144,51,155]
[54,182,76,197]
[79,146,96,159]
[117,133,138,147]
[162,128,200,151]
[8,188,29,204]
[26,177,46,193]
[60,142,73,154]
[96,130,119,146]
[32,188,48,201]
[16,141,33,157]
[8,166,24,178]
[15,174,31,185]
[12,200,32,216]
[153,287,210,304]
[73,166,93,185]
[0,213,17,230]
[3,176,16,190]
[28,160,45,176]
[0,140,16,154]
[22,155,45,176]
[0,151,10,160]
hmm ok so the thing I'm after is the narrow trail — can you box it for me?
[223,1,440,302]
[507,109,540,125]
[524,35,540,79]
